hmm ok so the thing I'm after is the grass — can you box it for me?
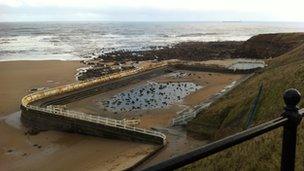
[184,42,304,170]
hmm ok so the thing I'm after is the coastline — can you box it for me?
[0,32,299,170]
[0,60,157,171]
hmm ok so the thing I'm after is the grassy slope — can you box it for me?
[184,41,304,170]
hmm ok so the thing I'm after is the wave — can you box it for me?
[102,34,123,38]
[157,34,170,38]
[1,22,303,61]
[177,33,221,37]
[0,53,82,62]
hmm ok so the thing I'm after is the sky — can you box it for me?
[0,0,304,22]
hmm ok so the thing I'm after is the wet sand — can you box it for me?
[0,60,82,115]
[0,60,157,171]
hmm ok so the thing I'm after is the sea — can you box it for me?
[1,21,304,61]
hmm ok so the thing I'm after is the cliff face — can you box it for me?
[234,33,304,59]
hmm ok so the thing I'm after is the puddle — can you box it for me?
[102,81,202,112]
[41,145,60,155]
[0,111,23,129]
[228,60,265,70]
[165,72,193,79]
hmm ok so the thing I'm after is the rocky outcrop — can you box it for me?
[82,33,304,80]
[98,41,243,62]
[234,33,304,59]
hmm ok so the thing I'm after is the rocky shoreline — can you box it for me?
[78,33,304,80]
[78,41,243,80]
[97,41,243,62]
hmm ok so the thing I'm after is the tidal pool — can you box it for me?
[103,81,202,112]
[228,60,265,70]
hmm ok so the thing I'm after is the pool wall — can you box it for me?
[171,63,259,74]
[21,105,165,145]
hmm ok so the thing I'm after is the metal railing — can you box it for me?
[20,61,174,146]
[172,80,239,126]
[143,88,303,171]
[172,102,211,126]
[21,61,169,107]
[27,105,166,141]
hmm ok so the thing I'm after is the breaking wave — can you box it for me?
[0,22,304,61]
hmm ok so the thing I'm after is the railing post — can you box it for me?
[281,89,302,171]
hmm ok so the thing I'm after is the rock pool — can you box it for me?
[103,81,202,112]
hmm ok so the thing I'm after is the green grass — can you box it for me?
[184,42,304,170]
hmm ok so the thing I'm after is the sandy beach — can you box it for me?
[0,60,82,115]
[0,60,157,171]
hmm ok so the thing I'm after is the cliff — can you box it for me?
[234,32,304,59]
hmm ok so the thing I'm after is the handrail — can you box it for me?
[21,61,169,107]
[172,102,212,126]
[172,82,237,126]
[21,59,260,107]
[20,61,172,146]
[143,88,303,171]
[27,105,166,140]
[143,117,289,171]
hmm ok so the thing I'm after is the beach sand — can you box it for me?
[0,60,157,171]
[0,60,82,115]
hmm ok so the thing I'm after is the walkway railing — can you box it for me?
[20,61,173,146]
[172,80,238,126]
[143,88,303,171]
[172,102,211,126]
[27,105,166,141]
[21,61,169,107]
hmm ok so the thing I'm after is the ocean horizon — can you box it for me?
[1,21,304,62]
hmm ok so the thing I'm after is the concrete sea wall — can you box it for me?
[171,63,259,74]
[21,106,164,145]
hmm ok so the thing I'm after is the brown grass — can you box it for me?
[184,42,304,170]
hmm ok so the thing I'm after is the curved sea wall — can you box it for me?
[21,61,169,107]
[21,61,168,145]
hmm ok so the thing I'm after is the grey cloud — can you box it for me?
[0,4,274,22]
